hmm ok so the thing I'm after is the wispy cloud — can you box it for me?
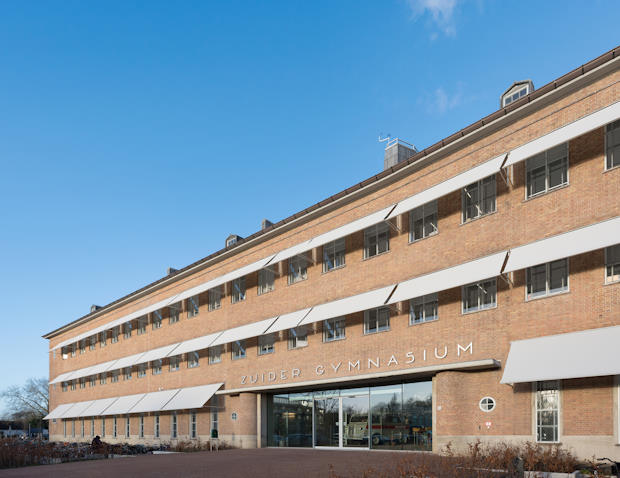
[407,0,459,37]
[420,83,473,115]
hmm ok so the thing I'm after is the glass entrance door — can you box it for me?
[314,397,339,447]
[342,394,369,448]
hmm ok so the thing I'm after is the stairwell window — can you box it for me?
[208,287,222,311]
[187,295,199,318]
[410,294,438,324]
[258,268,275,295]
[409,201,438,242]
[536,381,560,442]
[288,254,308,284]
[606,119,620,170]
[364,307,390,334]
[606,245,620,284]
[526,259,569,300]
[231,277,246,303]
[462,175,496,222]
[526,143,568,198]
[323,238,346,272]
[462,279,497,313]
[364,222,390,258]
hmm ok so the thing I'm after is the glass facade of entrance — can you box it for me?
[266,381,432,450]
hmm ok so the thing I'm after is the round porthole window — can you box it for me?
[479,397,496,412]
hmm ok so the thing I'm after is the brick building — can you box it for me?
[44,47,620,459]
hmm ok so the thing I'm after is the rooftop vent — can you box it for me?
[226,234,243,248]
[90,304,101,313]
[261,219,274,230]
[501,80,534,108]
[167,267,178,276]
[381,137,417,170]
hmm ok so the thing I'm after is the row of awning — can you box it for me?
[44,383,223,420]
[51,101,620,353]
[50,216,620,387]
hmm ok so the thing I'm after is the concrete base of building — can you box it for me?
[49,433,258,449]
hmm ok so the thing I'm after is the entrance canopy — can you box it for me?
[501,326,620,384]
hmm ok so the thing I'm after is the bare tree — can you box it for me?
[1,378,48,424]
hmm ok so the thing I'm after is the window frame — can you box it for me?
[137,315,147,335]
[209,345,222,364]
[258,268,275,295]
[232,340,246,360]
[258,334,275,355]
[190,411,197,439]
[111,326,119,343]
[288,326,309,350]
[152,359,162,375]
[323,238,346,272]
[363,307,390,335]
[288,254,309,285]
[154,413,160,438]
[409,293,439,325]
[152,310,163,329]
[171,412,178,439]
[535,380,560,443]
[323,317,346,342]
[231,277,246,303]
[525,143,569,199]
[409,200,438,243]
[188,351,200,368]
[169,355,181,372]
[462,279,497,314]
[605,119,620,171]
[139,415,144,438]
[462,175,496,223]
[605,245,620,284]
[363,222,390,259]
[137,363,147,378]
[89,335,96,351]
[169,303,180,324]
[208,286,222,311]
[123,321,132,339]
[526,258,569,300]
[187,295,200,318]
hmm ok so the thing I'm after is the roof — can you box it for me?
[500,79,534,97]
[43,45,620,340]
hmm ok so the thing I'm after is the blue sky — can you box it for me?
[0,0,618,414]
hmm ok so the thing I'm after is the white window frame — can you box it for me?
[364,307,390,335]
[81,418,85,438]
[188,351,200,368]
[323,317,346,342]
[231,277,246,303]
[169,303,180,324]
[462,279,497,314]
[137,363,147,378]
[288,326,308,349]
[91,417,95,436]
[232,340,246,360]
[99,373,107,385]
[258,268,275,295]
[364,222,390,259]
[535,380,560,443]
[479,397,496,412]
[99,330,107,347]
[123,321,132,339]
[101,417,106,437]
[169,355,181,372]
[152,359,162,375]
[605,245,620,284]
[526,258,569,300]
[409,200,438,242]
[89,335,96,350]
[110,370,119,383]
[258,334,275,355]
[187,295,200,318]
[139,415,144,438]
[154,413,160,438]
[208,287,222,311]
[503,85,529,107]
[111,326,119,343]
[125,415,130,438]
[209,345,222,364]
[123,367,132,381]
[190,411,197,439]
[152,310,163,329]
[462,175,496,223]
[89,375,96,387]
[171,412,178,439]
[288,255,308,285]
[525,143,569,199]
[409,293,438,325]
[605,119,620,171]
[79,339,86,354]
[113,416,117,438]
[323,238,346,272]
[137,315,147,335]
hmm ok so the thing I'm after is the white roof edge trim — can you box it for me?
[505,101,620,167]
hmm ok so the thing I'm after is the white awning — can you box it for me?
[112,351,147,370]
[267,241,313,266]
[49,371,74,385]
[160,383,223,411]
[81,397,119,417]
[501,326,620,384]
[387,155,506,219]
[264,309,311,335]
[137,343,182,365]
[87,359,119,377]
[387,251,508,305]
[210,317,278,346]
[300,285,396,326]
[304,204,397,253]
[101,393,146,416]
[62,400,95,419]
[505,102,620,167]
[504,217,620,273]
[44,403,76,420]
[173,332,223,356]
[130,389,181,414]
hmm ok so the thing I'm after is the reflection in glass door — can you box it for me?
[314,398,339,447]
[342,394,369,448]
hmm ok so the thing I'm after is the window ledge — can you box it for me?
[363,250,391,261]
[525,289,570,302]
[604,164,620,174]
[321,264,346,275]
[460,210,497,227]
[409,318,439,327]
[408,232,439,245]
[363,328,391,336]
[323,336,346,343]
[257,288,275,296]
[523,182,569,203]
[462,304,498,316]
[604,279,620,286]
[287,277,308,286]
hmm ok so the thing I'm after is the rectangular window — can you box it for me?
[122,322,132,339]
[323,317,346,342]
[171,412,178,439]
[99,331,107,347]
[79,378,86,389]
[89,375,96,387]
[288,255,308,284]
[70,380,76,390]
[152,359,162,375]
[139,415,144,438]
[137,363,147,378]
[79,340,86,354]
[169,355,181,372]
[606,245,620,284]
[99,373,107,385]
[526,143,568,198]
[209,345,222,364]
[258,268,275,295]
[258,334,275,355]
[169,303,180,324]
[125,415,130,438]
[323,238,346,272]
[62,382,68,392]
[110,370,119,383]
[123,367,132,380]
[188,351,200,368]
[101,417,106,437]
[71,419,75,437]
[211,396,219,435]
[364,307,390,334]
[152,310,163,329]
[190,411,197,439]
[526,259,569,299]
[187,295,199,318]
[113,416,117,438]
[409,293,439,325]
[63,420,66,437]
[462,279,497,313]
[231,277,246,303]
[137,315,147,335]
[536,381,560,442]
[81,418,85,438]
[89,335,96,351]
[91,417,95,437]
[288,326,308,349]
[208,287,222,311]
[462,175,496,222]
[232,340,246,360]
[154,414,160,438]
[364,222,390,258]
[111,326,119,343]
[70,343,76,357]
[409,200,438,242]
[606,119,620,170]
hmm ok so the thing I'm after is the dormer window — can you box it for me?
[501,80,534,108]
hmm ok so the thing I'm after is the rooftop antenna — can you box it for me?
[378,134,391,144]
